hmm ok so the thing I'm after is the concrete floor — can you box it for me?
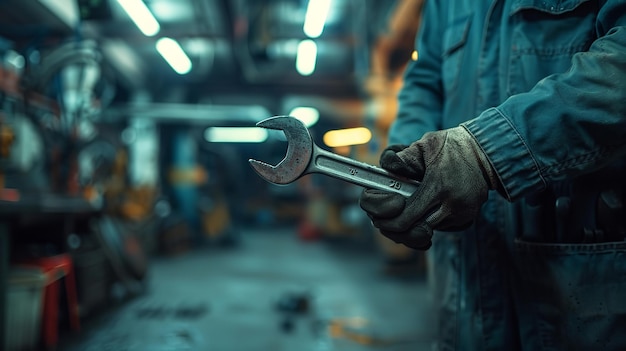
[59,227,436,351]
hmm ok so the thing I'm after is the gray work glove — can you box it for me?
[359,126,500,250]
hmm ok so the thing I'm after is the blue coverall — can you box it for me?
[389,0,626,349]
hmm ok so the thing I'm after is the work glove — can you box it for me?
[359,126,500,250]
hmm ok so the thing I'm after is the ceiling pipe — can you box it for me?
[101,103,271,125]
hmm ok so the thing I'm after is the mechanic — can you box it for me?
[359,1,626,350]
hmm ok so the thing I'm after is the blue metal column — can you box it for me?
[170,127,202,244]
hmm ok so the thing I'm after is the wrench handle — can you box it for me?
[311,147,420,197]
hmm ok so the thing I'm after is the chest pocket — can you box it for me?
[507,0,598,95]
[441,14,472,97]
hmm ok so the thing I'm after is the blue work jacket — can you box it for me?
[389,0,626,350]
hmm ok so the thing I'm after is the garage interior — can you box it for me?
[0,0,435,350]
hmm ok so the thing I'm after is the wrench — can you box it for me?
[248,116,420,197]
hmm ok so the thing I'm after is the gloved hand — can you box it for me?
[359,126,500,250]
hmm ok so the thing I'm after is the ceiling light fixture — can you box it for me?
[204,127,269,143]
[303,0,331,38]
[296,40,317,76]
[156,37,192,75]
[117,0,160,37]
[38,0,79,27]
[289,107,319,127]
[323,127,372,147]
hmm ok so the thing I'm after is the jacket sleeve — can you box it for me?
[388,0,444,146]
[463,2,626,201]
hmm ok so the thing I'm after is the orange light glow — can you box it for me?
[323,127,372,147]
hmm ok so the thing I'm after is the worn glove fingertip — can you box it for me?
[379,149,406,171]
[407,223,433,250]
[383,144,409,153]
[409,241,432,251]
[379,146,424,179]
[359,189,406,218]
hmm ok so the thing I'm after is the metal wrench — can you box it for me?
[248,116,420,197]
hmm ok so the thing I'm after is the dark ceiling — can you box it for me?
[0,0,400,121]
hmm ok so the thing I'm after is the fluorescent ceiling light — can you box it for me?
[156,37,192,75]
[296,40,317,76]
[323,127,372,147]
[117,0,160,36]
[204,127,269,143]
[303,0,331,38]
[4,50,24,70]
[289,107,319,127]
[39,0,79,27]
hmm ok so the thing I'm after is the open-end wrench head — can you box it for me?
[248,116,313,184]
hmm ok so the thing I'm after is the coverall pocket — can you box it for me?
[506,0,597,95]
[511,238,626,351]
[441,14,472,97]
